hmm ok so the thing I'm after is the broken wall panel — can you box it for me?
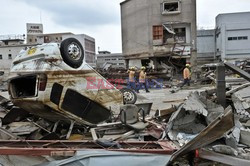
[169,106,234,162]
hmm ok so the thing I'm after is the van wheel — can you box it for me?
[120,88,137,104]
[60,38,84,68]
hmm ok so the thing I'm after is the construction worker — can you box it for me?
[138,66,150,93]
[181,64,191,87]
[127,67,139,92]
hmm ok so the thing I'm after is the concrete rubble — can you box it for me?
[1,75,250,165]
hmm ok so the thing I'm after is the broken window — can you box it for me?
[174,28,186,43]
[162,25,186,44]
[153,25,163,40]
[162,1,180,14]
[153,24,187,44]
[61,89,110,124]
[9,75,37,98]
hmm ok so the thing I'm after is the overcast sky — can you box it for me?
[0,0,250,53]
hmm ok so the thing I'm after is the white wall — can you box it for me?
[216,12,250,60]
[0,46,24,69]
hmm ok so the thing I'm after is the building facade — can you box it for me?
[120,0,197,69]
[215,12,250,61]
[96,51,126,70]
[0,35,34,79]
[197,29,216,63]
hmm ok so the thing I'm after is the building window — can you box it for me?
[228,36,248,41]
[174,28,186,43]
[29,39,32,43]
[153,25,163,40]
[8,54,12,59]
[105,59,111,61]
[35,38,37,42]
[162,1,180,15]
[44,36,50,43]
[0,55,2,59]
[112,58,116,60]
[238,36,248,40]
[119,63,124,65]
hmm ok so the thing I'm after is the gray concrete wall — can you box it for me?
[197,29,215,59]
[121,0,196,58]
[96,53,126,69]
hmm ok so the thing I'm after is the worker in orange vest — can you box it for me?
[127,67,139,92]
[181,64,191,87]
[138,66,150,93]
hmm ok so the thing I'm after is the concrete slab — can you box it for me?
[136,86,214,111]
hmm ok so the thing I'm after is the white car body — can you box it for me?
[8,43,123,126]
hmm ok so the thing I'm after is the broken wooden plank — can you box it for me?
[155,106,177,118]
[163,99,185,103]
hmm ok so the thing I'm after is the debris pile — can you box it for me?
[1,80,250,165]
[2,63,250,165]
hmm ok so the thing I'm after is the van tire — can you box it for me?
[120,88,137,104]
[60,38,84,68]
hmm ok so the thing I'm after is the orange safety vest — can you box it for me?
[129,70,135,82]
[183,67,190,79]
[139,71,146,83]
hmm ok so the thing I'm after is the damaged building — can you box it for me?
[120,0,197,72]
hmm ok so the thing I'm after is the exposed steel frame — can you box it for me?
[0,140,178,156]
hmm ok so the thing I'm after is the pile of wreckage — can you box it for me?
[1,38,250,165]
[1,70,250,165]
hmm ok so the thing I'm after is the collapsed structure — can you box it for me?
[120,0,197,73]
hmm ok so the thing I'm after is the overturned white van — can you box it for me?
[8,38,136,126]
